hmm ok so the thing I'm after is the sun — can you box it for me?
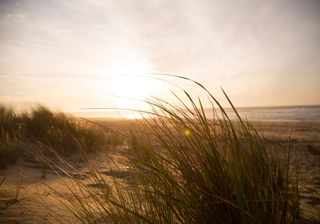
[106,54,163,112]
[109,75,161,118]
[110,75,159,99]
[110,74,163,114]
[108,57,159,100]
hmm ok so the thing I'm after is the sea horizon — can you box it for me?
[72,104,320,123]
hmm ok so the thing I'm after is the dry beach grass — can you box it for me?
[0,120,319,223]
[0,79,318,223]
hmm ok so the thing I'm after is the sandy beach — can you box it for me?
[0,120,319,223]
[256,122,320,222]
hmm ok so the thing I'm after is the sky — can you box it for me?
[0,0,319,115]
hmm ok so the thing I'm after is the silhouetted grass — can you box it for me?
[25,106,109,155]
[0,105,115,168]
[0,105,21,168]
[50,78,300,223]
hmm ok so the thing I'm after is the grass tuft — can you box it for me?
[50,78,300,223]
[0,105,20,168]
[0,104,114,168]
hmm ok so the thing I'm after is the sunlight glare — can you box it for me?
[110,75,159,99]
[108,52,161,101]
[105,52,163,117]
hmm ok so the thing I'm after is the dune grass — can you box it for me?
[25,106,110,155]
[49,78,300,224]
[0,105,21,168]
[0,105,115,168]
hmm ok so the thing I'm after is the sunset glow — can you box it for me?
[0,0,319,114]
[110,76,159,100]
[1,1,320,223]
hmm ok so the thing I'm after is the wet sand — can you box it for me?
[0,120,319,223]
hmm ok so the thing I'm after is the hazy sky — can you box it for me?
[0,0,319,114]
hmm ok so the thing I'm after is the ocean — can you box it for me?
[222,105,320,123]
[77,105,320,123]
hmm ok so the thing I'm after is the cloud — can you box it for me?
[0,0,319,109]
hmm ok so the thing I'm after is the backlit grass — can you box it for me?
[0,105,114,168]
[50,77,300,224]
